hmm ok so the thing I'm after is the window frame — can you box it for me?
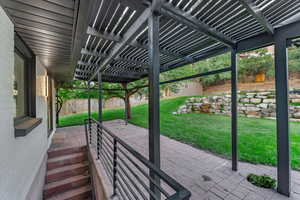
[14,33,41,137]
[14,48,29,121]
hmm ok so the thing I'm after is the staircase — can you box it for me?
[44,146,93,200]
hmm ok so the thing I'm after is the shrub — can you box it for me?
[247,174,276,189]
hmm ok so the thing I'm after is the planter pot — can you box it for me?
[255,73,266,82]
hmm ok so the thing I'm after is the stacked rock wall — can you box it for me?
[174,90,300,120]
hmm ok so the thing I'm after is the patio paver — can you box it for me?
[104,120,300,200]
[54,121,300,200]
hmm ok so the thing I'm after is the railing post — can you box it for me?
[84,120,89,148]
[231,48,238,171]
[88,81,92,145]
[113,138,118,196]
[97,125,101,159]
[97,71,103,159]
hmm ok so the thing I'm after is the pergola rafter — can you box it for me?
[76,65,142,79]
[88,8,151,81]
[81,48,149,69]
[237,0,274,35]
[160,2,236,48]
[87,26,195,64]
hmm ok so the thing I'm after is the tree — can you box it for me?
[55,81,99,124]
[100,78,148,120]
[288,46,300,72]
[174,53,232,86]
[239,48,274,78]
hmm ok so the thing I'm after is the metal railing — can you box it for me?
[84,118,191,200]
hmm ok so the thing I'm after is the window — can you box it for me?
[14,51,28,119]
[14,33,41,137]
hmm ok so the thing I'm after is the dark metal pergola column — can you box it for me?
[148,9,161,199]
[274,34,290,196]
[88,81,92,144]
[98,72,103,123]
[98,72,103,158]
[124,89,129,125]
[231,48,238,171]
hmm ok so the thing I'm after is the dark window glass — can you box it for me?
[14,52,28,118]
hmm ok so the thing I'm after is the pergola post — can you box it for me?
[274,35,291,196]
[98,72,103,123]
[97,72,103,158]
[148,10,161,199]
[124,88,129,125]
[231,48,238,171]
[88,81,92,144]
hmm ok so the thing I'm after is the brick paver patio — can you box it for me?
[104,120,300,200]
[55,120,300,199]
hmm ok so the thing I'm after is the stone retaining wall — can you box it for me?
[174,90,300,120]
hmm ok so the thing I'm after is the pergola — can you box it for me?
[75,0,300,197]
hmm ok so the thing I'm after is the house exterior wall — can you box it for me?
[0,7,56,200]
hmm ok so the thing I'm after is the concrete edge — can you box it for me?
[89,147,114,200]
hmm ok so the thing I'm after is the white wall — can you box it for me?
[0,7,54,200]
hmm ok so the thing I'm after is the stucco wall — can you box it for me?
[0,7,54,200]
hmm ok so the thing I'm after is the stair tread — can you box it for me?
[46,185,92,200]
[48,146,86,158]
[48,152,86,163]
[47,162,88,176]
[44,174,90,190]
[48,145,86,153]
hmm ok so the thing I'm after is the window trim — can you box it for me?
[14,48,29,121]
[14,33,41,137]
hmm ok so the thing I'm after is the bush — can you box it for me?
[247,174,276,189]
[239,48,274,77]
[289,46,300,72]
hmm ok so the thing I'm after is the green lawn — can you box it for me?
[59,96,300,170]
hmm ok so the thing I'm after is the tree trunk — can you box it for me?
[121,83,132,120]
[125,94,131,120]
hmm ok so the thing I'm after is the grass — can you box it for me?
[59,96,300,170]
[290,102,300,106]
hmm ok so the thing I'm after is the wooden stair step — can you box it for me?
[44,174,90,199]
[46,162,89,183]
[46,185,92,200]
[47,152,87,170]
[48,146,87,158]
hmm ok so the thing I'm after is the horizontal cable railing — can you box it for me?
[84,118,191,200]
